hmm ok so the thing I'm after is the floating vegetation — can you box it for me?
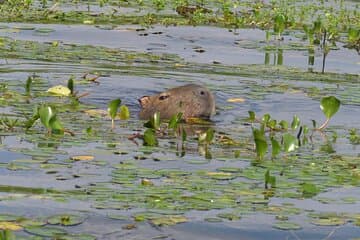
[0,0,359,239]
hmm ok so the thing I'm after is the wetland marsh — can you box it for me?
[0,0,359,239]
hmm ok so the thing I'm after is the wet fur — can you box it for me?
[139,84,215,120]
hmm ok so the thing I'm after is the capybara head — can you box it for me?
[139,84,215,120]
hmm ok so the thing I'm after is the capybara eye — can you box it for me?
[200,91,205,95]
[159,95,169,100]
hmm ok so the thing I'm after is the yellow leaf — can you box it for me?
[185,117,212,124]
[47,85,71,96]
[71,155,94,161]
[151,215,188,226]
[206,172,232,176]
[227,98,245,103]
[0,221,23,231]
[83,20,94,24]
[84,109,108,117]
[174,63,186,67]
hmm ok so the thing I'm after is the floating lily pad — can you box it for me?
[47,85,71,96]
[13,26,35,30]
[107,214,129,221]
[18,218,46,227]
[216,167,242,173]
[47,214,85,226]
[0,221,22,231]
[311,217,346,226]
[0,214,21,221]
[35,28,55,34]
[273,221,302,230]
[204,217,223,222]
[205,172,236,180]
[25,226,67,237]
[216,213,240,221]
[57,234,96,240]
[150,215,187,226]
[70,155,94,161]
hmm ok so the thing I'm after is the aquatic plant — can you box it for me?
[108,98,121,129]
[251,96,341,160]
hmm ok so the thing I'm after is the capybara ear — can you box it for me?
[138,96,150,107]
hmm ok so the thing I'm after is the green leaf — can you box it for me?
[271,137,281,158]
[205,128,214,143]
[198,128,214,144]
[182,128,187,142]
[67,77,74,95]
[248,111,256,122]
[279,120,288,129]
[108,99,121,120]
[38,105,55,129]
[268,119,277,129]
[25,226,67,237]
[119,105,130,120]
[169,112,183,130]
[348,27,360,42]
[265,170,276,188]
[313,18,323,33]
[283,133,298,152]
[144,112,160,130]
[47,214,84,226]
[253,128,268,160]
[47,85,71,96]
[320,96,340,119]
[301,182,320,198]
[302,125,309,135]
[143,129,158,146]
[273,221,302,230]
[262,113,271,123]
[49,116,64,134]
[274,13,286,35]
[291,115,300,130]
[25,76,32,96]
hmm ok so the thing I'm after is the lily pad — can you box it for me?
[25,226,67,237]
[56,234,96,240]
[273,221,302,230]
[47,85,71,96]
[70,155,94,161]
[311,217,346,226]
[0,221,22,231]
[47,214,85,226]
[35,28,55,33]
[150,215,187,226]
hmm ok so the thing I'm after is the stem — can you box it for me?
[321,30,327,74]
[64,129,75,136]
[75,92,90,100]
[317,118,330,131]
[111,119,114,129]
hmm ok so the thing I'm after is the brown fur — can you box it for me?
[139,84,215,120]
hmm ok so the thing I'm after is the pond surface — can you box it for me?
[0,11,359,240]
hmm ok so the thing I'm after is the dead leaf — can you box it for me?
[71,155,94,161]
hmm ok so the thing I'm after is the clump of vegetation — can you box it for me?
[250,95,341,161]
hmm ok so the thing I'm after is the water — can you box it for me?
[0,18,359,240]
